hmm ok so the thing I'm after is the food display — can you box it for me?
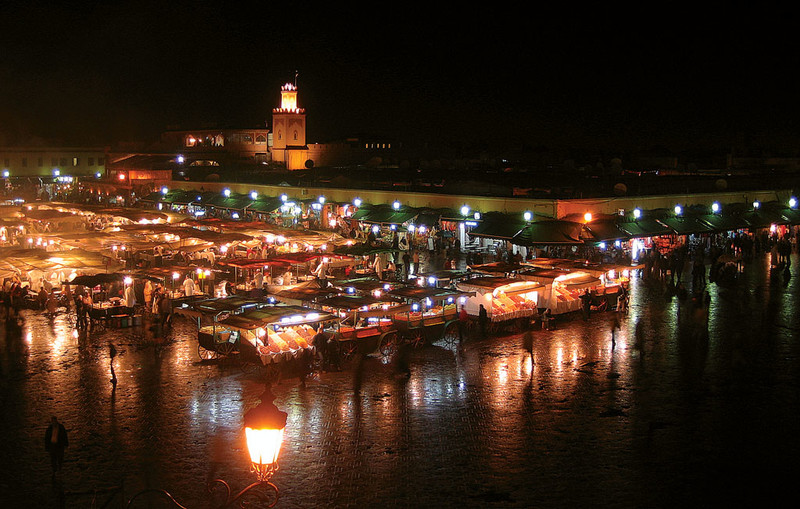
[250,324,316,361]
[457,278,542,322]
[548,272,602,314]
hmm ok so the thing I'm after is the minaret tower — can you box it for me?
[271,82,307,170]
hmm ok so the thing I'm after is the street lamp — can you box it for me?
[460,204,470,217]
[711,202,720,213]
[353,197,362,207]
[392,200,401,210]
[674,205,683,216]
[790,197,798,209]
[223,188,231,198]
[250,191,258,200]
[127,386,287,508]
[753,200,760,210]
[633,207,642,219]
[523,211,532,222]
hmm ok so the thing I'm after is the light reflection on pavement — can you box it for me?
[0,254,798,507]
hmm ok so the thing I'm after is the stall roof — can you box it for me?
[658,216,716,235]
[218,305,335,330]
[456,276,521,290]
[584,220,631,242]
[468,262,524,274]
[247,197,284,213]
[387,286,470,300]
[218,258,291,270]
[555,272,602,287]
[467,218,527,240]
[741,209,790,229]
[317,294,401,310]
[696,214,750,232]
[616,218,672,238]
[188,297,271,314]
[413,269,473,282]
[331,277,390,292]
[512,220,584,245]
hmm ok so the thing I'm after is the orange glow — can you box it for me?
[118,173,126,180]
[245,427,284,468]
[584,212,593,222]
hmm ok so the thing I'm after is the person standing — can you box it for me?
[123,282,136,315]
[183,276,196,297]
[143,280,154,314]
[44,416,68,479]
[411,250,420,276]
[109,343,118,386]
[478,304,488,338]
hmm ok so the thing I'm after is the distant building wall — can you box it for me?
[0,147,106,177]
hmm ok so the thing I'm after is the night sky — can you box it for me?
[2,3,799,154]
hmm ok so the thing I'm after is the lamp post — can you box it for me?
[127,386,287,508]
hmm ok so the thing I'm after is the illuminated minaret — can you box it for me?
[271,82,307,170]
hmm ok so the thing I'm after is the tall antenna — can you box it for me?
[294,70,298,87]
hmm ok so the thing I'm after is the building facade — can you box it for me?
[0,147,106,178]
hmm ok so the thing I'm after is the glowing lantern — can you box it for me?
[633,208,642,219]
[523,211,532,221]
[583,212,593,222]
[712,202,720,213]
[244,388,287,482]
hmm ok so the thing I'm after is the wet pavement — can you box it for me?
[2,254,799,508]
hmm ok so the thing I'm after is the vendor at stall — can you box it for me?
[123,282,136,314]
[183,276,196,297]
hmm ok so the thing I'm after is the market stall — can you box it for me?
[548,272,603,315]
[455,277,543,331]
[386,286,471,346]
[316,294,404,358]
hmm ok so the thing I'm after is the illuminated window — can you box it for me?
[185,136,197,147]
[255,134,267,144]
[388,144,391,149]
[72,157,79,166]
[242,134,253,143]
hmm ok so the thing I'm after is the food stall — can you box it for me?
[548,272,603,315]
[455,277,544,331]
[386,286,472,347]
[316,294,404,358]
[411,269,473,289]
[207,305,336,376]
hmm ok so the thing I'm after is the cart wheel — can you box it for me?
[379,332,398,357]
[441,322,460,345]
[198,344,217,361]
[410,330,425,349]
[345,340,359,357]
[216,342,235,357]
